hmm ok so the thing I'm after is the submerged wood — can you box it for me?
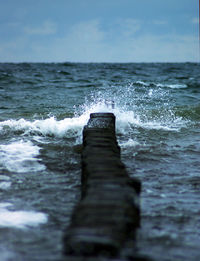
[63,112,141,258]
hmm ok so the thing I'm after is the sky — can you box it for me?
[0,0,199,63]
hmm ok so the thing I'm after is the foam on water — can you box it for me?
[0,104,186,157]
[155,83,187,89]
[0,181,11,190]
[0,62,198,260]
[0,202,48,229]
[137,116,186,131]
[78,96,187,134]
[0,82,188,153]
[0,116,88,138]
[120,138,140,148]
[167,83,188,89]
[0,140,45,173]
[135,80,187,89]
[0,175,11,190]
[0,99,137,139]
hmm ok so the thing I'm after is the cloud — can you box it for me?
[51,20,108,62]
[0,19,198,62]
[117,19,142,37]
[153,20,168,25]
[68,20,105,43]
[24,21,57,35]
[120,34,198,62]
[53,20,198,63]
[55,19,143,62]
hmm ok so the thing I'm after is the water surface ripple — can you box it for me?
[0,62,199,261]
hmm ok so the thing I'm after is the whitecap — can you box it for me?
[166,83,187,89]
[0,182,11,190]
[167,84,187,89]
[0,202,48,229]
[135,80,149,86]
[0,140,45,173]
[0,92,185,146]
[0,175,10,181]
[78,99,142,135]
[0,203,12,209]
[134,81,187,90]
[120,138,140,148]
[139,121,180,131]
[77,97,186,134]
[0,116,87,138]
[154,83,187,89]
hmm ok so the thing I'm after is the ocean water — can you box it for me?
[0,62,199,261]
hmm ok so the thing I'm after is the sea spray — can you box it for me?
[75,86,187,135]
[0,116,87,138]
[0,62,199,261]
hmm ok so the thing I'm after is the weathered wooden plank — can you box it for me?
[63,113,141,259]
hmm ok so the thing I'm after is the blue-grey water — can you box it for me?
[0,62,200,261]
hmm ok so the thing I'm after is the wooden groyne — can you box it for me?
[63,113,142,259]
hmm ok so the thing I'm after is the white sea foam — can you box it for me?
[135,81,187,89]
[0,91,186,149]
[138,121,179,131]
[135,80,149,86]
[0,116,87,138]
[0,176,11,191]
[0,175,10,181]
[0,181,11,190]
[167,83,187,89]
[78,98,141,133]
[0,140,45,173]
[78,98,186,134]
[0,202,47,229]
[0,175,11,190]
[120,138,140,148]
[0,109,183,147]
[155,82,188,89]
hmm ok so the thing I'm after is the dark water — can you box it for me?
[0,62,200,261]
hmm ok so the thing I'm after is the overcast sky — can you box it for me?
[0,0,198,63]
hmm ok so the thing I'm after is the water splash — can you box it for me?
[0,81,188,144]
[0,116,86,138]
[75,86,187,134]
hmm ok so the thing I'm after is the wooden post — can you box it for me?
[63,113,141,258]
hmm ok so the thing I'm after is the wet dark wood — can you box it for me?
[63,113,141,259]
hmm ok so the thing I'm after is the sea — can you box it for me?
[0,62,199,261]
